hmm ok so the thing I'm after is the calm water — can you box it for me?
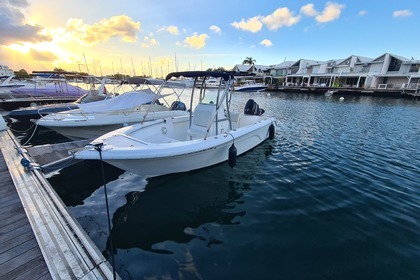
[11,92,420,279]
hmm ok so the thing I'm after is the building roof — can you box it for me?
[372,53,410,63]
[269,61,296,69]
[233,64,253,72]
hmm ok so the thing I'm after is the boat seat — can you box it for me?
[229,111,243,129]
[188,103,217,138]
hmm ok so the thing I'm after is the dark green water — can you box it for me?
[13,92,420,279]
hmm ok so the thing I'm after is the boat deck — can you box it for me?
[0,128,119,279]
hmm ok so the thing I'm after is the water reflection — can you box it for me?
[49,161,124,206]
[105,168,249,255]
[100,142,272,257]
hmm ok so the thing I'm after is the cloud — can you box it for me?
[260,39,273,47]
[66,15,140,45]
[166,25,179,35]
[393,9,413,17]
[230,6,302,33]
[315,2,345,23]
[6,0,29,8]
[301,4,318,17]
[231,16,263,33]
[28,49,58,61]
[141,34,159,48]
[262,7,301,30]
[209,25,221,34]
[230,3,344,34]
[183,33,208,49]
[0,1,51,45]
[358,10,368,16]
[300,2,345,23]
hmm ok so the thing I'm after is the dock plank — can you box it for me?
[0,238,38,265]
[1,251,48,279]
[12,261,51,280]
[0,201,24,219]
[0,217,27,236]
[0,223,33,246]
[0,210,26,229]
[0,191,22,209]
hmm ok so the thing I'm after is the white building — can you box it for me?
[231,64,270,84]
[260,53,420,93]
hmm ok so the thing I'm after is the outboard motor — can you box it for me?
[244,99,265,116]
[170,101,187,111]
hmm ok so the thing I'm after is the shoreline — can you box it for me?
[265,86,420,99]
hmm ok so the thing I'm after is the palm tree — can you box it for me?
[242,57,256,65]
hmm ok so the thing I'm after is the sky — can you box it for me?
[1,0,419,77]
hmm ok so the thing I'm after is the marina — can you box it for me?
[1,87,419,279]
[2,0,420,277]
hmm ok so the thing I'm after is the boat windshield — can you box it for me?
[200,89,219,104]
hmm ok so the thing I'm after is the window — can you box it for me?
[387,57,401,72]
[409,64,420,72]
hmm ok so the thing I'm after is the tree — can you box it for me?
[206,67,226,72]
[113,73,129,80]
[242,57,256,65]
[54,67,66,72]
[14,69,31,79]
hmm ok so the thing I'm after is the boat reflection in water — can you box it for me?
[105,170,247,255]
[101,142,272,258]
[48,161,125,206]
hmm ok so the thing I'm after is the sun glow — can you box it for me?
[8,43,33,54]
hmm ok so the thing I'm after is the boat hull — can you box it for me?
[0,97,81,111]
[75,117,274,176]
[234,86,267,92]
[7,103,79,122]
[37,110,189,140]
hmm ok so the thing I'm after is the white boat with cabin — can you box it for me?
[36,78,189,140]
[7,77,111,122]
[0,75,26,94]
[74,71,276,177]
[0,71,88,111]
[234,80,267,92]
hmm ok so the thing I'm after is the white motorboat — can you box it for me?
[234,80,267,92]
[324,90,337,96]
[8,72,87,97]
[7,77,111,122]
[195,77,227,89]
[74,71,276,177]
[0,72,88,110]
[0,75,26,93]
[36,78,189,140]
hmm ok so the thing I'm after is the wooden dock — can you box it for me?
[0,127,120,279]
[0,143,51,279]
